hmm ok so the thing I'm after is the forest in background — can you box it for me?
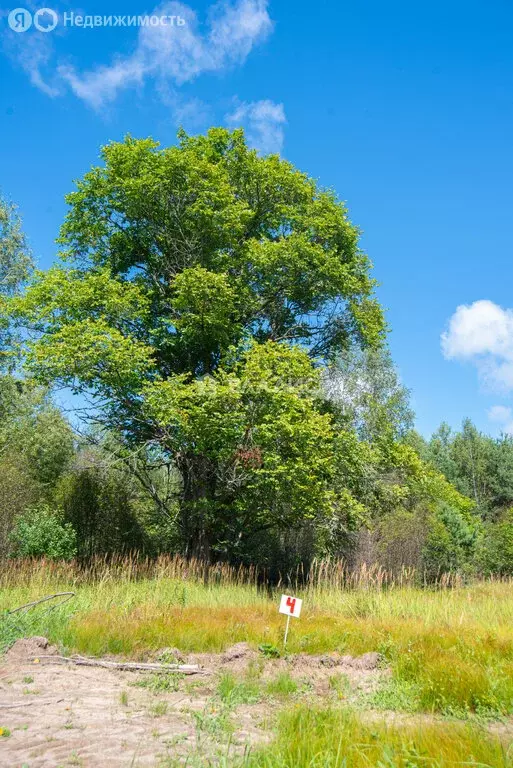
[1,127,512,580]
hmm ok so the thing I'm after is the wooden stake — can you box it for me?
[283,614,291,647]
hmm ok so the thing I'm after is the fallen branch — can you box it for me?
[32,655,206,675]
[0,698,64,708]
[7,592,75,615]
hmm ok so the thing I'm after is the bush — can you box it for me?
[364,503,477,580]
[0,456,39,558]
[374,508,426,572]
[423,502,479,579]
[476,508,513,575]
[10,504,77,560]
[56,459,172,558]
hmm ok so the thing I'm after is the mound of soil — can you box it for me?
[292,651,381,670]
[341,651,381,670]
[221,642,255,663]
[5,635,58,661]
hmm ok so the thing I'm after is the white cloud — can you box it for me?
[488,405,512,423]
[58,0,273,109]
[442,300,513,393]
[487,405,513,435]
[1,7,60,97]
[171,97,213,130]
[226,99,286,154]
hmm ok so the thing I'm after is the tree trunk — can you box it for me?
[179,455,215,564]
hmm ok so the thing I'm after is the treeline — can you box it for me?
[1,127,512,580]
[1,363,511,577]
[404,422,513,576]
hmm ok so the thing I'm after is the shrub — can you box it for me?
[368,503,477,580]
[10,504,77,560]
[0,456,39,558]
[476,508,513,575]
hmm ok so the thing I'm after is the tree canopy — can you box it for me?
[13,128,390,557]
[10,128,474,565]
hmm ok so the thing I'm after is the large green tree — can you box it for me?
[14,128,390,557]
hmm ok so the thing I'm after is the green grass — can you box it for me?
[246,706,513,767]
[132,671,185,694]
[149,700,168,718]
[218,671,262,706]
[265,672,298,698]
[328,673,351,699]
[3,559,513,717]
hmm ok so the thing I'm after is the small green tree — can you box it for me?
[11,505,77,560]
[476,509,513,575]
[57,449,161,558]
[0,378,74,552]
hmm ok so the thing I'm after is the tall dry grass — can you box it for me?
[0,554,494,592]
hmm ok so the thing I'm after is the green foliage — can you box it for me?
[0,378,74,489]
[10,504,77,560]
[324,346,414,443]
[0,455,39,557]
[14,266,153,396]
[423,513,463,578]
[476,509,513,575]
[56,456,149,558]
[425,502,482,572]
[13,128,387,558]
[0,377,74,556]
[0,197,32,292]
[371,500,480,578]
[259,643,281,659]
[16,129,384,396]
[373,508,426,572]
[144,341,353,555]
[0,196,33,365]
[424,418,513,522]
[248,705,513,767]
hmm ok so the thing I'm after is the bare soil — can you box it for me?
[0,638,385,767]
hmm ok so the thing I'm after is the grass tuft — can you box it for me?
[248,706,513,767]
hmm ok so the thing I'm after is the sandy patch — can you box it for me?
[0,638,385,766]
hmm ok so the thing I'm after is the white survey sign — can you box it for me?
[279,594,302,618]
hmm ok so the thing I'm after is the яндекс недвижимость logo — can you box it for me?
[8,7,58,32]
[6,8,186,31]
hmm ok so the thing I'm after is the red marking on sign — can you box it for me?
[286,596,296,614]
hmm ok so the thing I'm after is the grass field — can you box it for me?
[1,557,513,766]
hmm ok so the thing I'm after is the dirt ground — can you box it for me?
[0,637,385,767]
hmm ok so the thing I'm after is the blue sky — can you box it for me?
[2,0,513,437]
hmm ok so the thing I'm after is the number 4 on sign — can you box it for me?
[279,594,302,647]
